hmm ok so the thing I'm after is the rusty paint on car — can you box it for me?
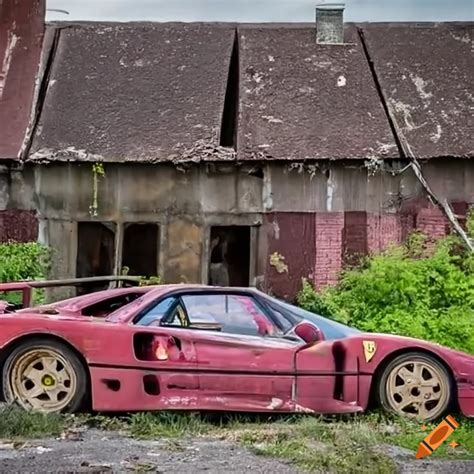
[0,284,472,418]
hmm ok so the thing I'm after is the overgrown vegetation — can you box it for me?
[89,162,106,217]
[234,414,474,471]
[3,406,472,472]
[297,214,474,354]
[388,414,474,459]
[0,241,50,283]
[0,241,51,304]
[0,405,66,439]
[129,412,212,438]
[235,416,397,472]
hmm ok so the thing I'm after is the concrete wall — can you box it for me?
[1,159,473,300]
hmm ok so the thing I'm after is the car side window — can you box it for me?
[181,294,278,337]
[135,297,176,326]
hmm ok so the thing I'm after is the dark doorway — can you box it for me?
[122,223,159,277]
[209,226,250,287]
[76,222,115,295]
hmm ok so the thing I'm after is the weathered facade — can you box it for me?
[0,1,473,300]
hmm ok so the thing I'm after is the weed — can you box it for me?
[233,416,397,473]
[77,413,128,431]
[1,405,472,472]
[0,405,67,439]
[387,415,474,459]
[224,412,473,472]
[128,411,212,439]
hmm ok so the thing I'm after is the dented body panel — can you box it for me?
[0,285,473,417]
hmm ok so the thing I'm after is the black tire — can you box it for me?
[2,338,88,413]
[377,352,453,422]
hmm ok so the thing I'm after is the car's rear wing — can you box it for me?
[0,276,142,309]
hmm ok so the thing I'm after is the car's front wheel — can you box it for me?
[2,338,87,413]
[377,352,453,422]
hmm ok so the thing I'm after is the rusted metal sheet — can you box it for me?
[0,209,38,242]
[362,22,473,159]
[29,23,235,163]
[264,212,316,301]
[238,24,397,161]
[343,211,367,265]
[0,0,45,160]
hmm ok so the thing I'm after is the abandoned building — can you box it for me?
[0,1,473,300]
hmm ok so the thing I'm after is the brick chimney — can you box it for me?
[316,3,345,44]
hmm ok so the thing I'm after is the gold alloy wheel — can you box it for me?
[8,348,77,412]
[386,359,449,420]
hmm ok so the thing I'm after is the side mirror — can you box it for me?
[294,321,324,344]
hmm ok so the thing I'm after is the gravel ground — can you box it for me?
[0,429,472,473]
[0,429,300,473]
[377,444,474,474]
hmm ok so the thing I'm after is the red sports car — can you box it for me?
[0,283,473,421]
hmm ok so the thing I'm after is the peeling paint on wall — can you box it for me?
[0,171,9,209]
[269,252,288,274]
[326,169,335,211]
[263,164,273,211]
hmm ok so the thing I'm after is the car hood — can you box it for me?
[359,332,471,353]
[356,332,474,373]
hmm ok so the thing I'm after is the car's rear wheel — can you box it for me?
[377,352,452,422]
[2,338,87,413]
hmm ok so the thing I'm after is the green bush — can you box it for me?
[0,241,51,304]
[297,215,474,354]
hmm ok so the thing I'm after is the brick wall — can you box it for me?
[314,212,344,289]
[0,210,38,243]
[367,214,402,254]
[343,211,368,264]
[415,206,450,240]
[264,202,470,299]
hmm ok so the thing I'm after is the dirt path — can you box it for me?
[0,429,473,473]
[0,429,300,473]
[378,445,474,473]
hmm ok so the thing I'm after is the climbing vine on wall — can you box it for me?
[89,162,106,217]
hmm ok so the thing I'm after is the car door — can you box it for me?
[173,292,301,412]
[95,295,202,411]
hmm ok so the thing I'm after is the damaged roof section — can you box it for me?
[0,0,45,160]
[29,22,236,163]
[237,24,398,161]
[362,23,474,159]
[25,21,473,164]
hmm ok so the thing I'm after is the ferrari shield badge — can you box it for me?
[363,341,377,363]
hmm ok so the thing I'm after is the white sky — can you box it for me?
[46,0,474,23]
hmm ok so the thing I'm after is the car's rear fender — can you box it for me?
[0,332,91,404]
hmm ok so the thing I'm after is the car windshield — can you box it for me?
[263,293,361,340]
